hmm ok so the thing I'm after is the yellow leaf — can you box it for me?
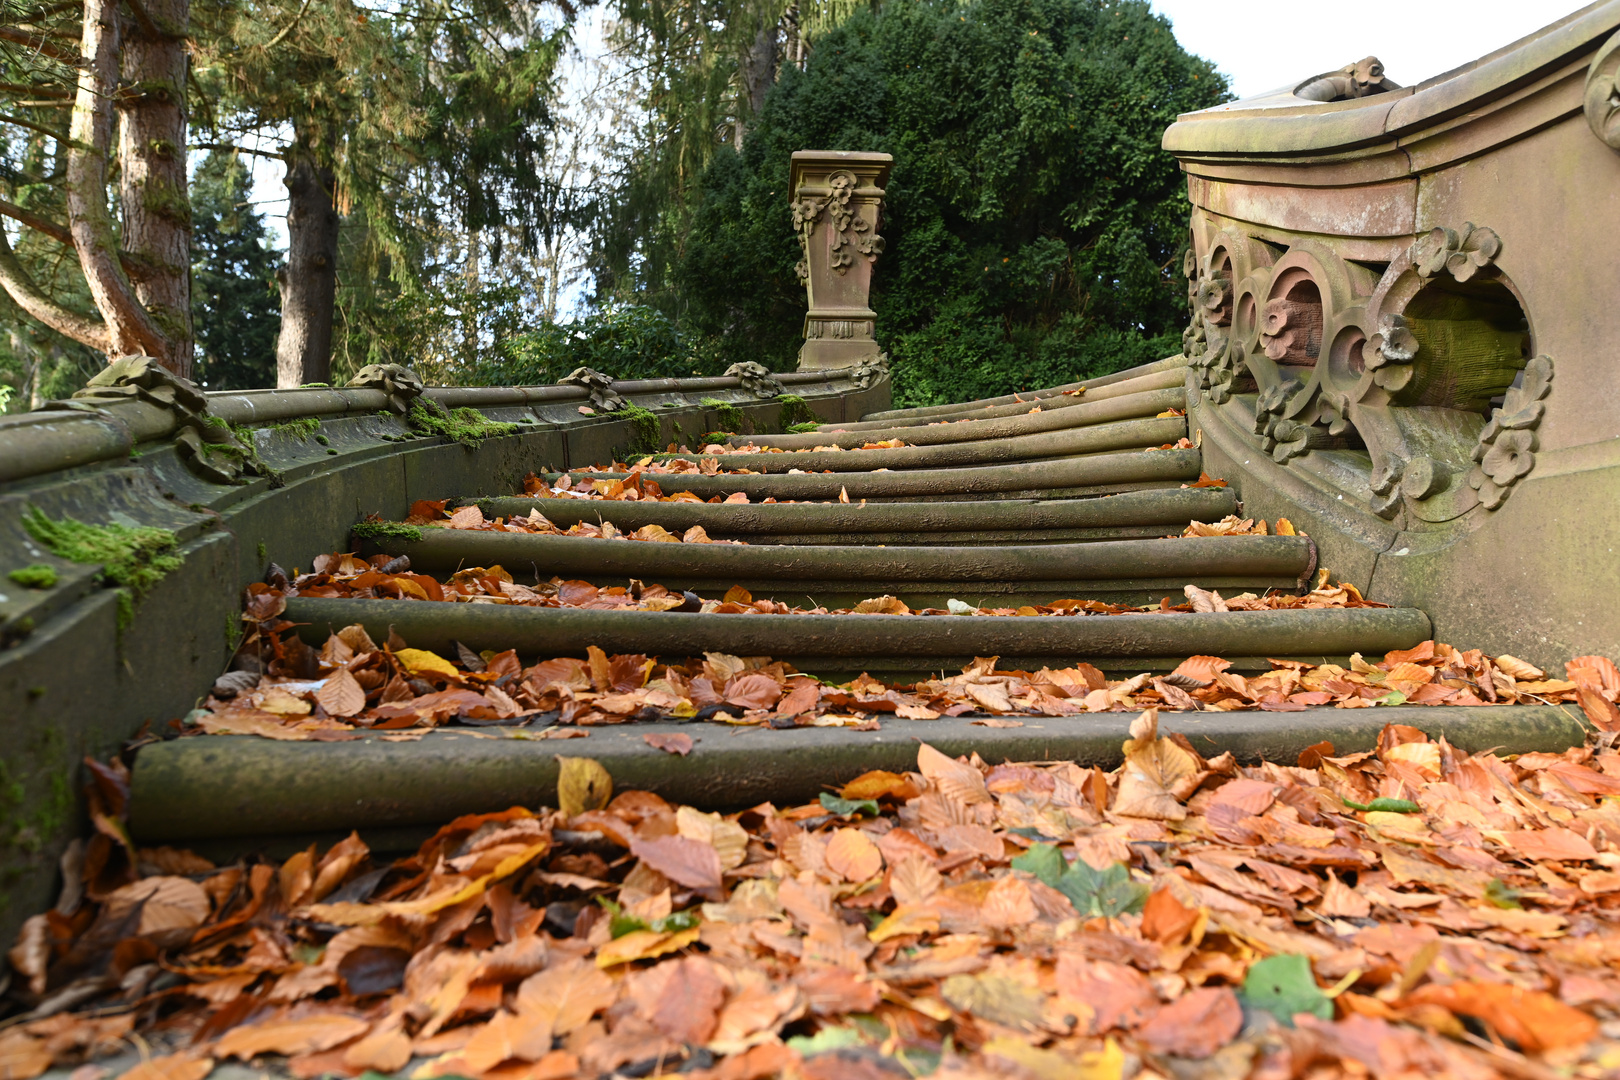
[595,926,700,967]
[985,1037,1122,1080]
[557,756,613,817]
[868,904,939,943]
[395,648,458,680]
[308,841,549,925]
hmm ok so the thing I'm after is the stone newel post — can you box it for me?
[790,150,893,370]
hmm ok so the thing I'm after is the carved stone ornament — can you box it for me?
[723,362,784,399]
[1253,378,1312,463]
[1295,56,1398,102]
[1360,313,1418,393]
[1411,222,1500,283]
[1260,297,1323,366]
[848,353,890,390]
[67,356,264,485]
[561,367,626,412]
[1467,355,1553,510]
[1584,29,1620,150]
[791,151,892,371]
[346,363,425,415]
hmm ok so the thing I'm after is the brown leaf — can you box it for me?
[651,957,727,1044]
[724,673,783,710]
[630,834,723,889]
[1139,887,1198,944]
[643,732,694,756]
[315,668,366,718]
[119,1052,214,1080]
[0,1030,52,1080]
[1503,827,1599,862]
[1135,986,1242,1058]
[514,959,616,1045]
[215,1012,371,1059]
[1404,981,1599,1052]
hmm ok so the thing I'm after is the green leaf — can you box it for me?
[1240,954,1333,1026]
[1009,842,1067,887]
[1053,860,1148,918]
[1373,689,1408,706]
[1341,797,1422,814]
[819,792,880,817]
[787,1025,868,1055]
[1484,878,1523,910]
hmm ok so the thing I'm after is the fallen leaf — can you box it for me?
[643,732,694,756]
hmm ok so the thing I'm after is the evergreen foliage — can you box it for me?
[619,0,1227,406]
[475,304,707,385]
[191,151,281,389]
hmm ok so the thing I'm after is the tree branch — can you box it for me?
[191,140,286,161]
[0,25,82,62]
[0,198,154,280]
[0,225,110,351]
[0,110,69,139]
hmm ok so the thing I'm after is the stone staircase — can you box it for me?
[282,357,1429,684]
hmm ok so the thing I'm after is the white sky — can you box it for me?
[238,0,1589,312]
[1149,0,1585,101]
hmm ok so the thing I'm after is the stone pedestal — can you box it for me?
[790,150,893,371]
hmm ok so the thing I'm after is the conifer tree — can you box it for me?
[190,150,280,388]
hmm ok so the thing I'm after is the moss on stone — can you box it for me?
[618,405,662,452]
[8,564,58,589]
[407,400,518,447]
[22,507,180,598]
[702,397,747,434]
[779,394,819,430]
[352,520,424,543]
[270,416,321,440]
[786,422,822,435]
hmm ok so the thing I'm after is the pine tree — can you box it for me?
[190,150,281,389]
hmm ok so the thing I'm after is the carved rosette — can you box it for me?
[1468,355,1553,510]
[791,151,892,371]
[1360,313,1417,394]
[1585,29,1620,150]
[1410,223,1500,283]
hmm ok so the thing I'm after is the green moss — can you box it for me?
[270,416,321,440]
[301,381,331,388]
[779,394,819,430]
[787,422,822,435]
[225,611,242,654]
[352,520,424,543]
[315,433,331,446]
[702,397,747,434]
[23,507,180,597]
[406,400,519,447]
[0,732,72,860]
[256,540,267,564]
[618,404,662,453]
[8,564,58,589]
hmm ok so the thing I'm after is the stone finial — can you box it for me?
[562,367,626,411]
[790,151,893,371]
[723,362,784,399]
[1295,56,1398,102]
[69,356,262,485]
[347,363,425,415]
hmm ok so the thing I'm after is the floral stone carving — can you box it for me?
[1411,222,1500,283]
[562,367,626,412]
[1253,379,1315,463]
[791,151,892,370]
[723,362,784,399]
[346,363,424,415]
[1260,298,1323,366]
[67,356,269,485]
[1468,355,1553,510]
[1585,29,1620,150]
[1361,313,1417,393]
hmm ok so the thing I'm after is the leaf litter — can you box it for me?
[11,715,1620,1078]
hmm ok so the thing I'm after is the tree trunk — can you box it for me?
[118,0,193,375]
[734,18,778,150]
[275,150,339,388]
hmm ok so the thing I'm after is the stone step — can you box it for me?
[127,700,1577,850]
[538,446,1204,501]
[469,488,1238,546]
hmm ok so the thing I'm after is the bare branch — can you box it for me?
[0,25,82,62]
[0,225,110,351]
[191,140,287,162]
[0,110,69,138]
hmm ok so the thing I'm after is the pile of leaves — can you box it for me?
[10,718,1620,1080]
[182,594,1615,741]
[1179,517,1298,538]
[409,503,741,545]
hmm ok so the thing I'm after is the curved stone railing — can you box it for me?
[1162,0,1620,667]
[0,361,888,941]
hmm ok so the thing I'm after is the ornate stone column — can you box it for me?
[790,150,892,370]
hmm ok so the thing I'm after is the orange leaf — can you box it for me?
[215,1012,371,1059]
[1503,827,1599,863]
[315,668,366,718]
[1404,981,1598,1052]
[825,828,883,883]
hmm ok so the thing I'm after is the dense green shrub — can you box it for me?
[659,0,1226,406]
[474,304,713,385]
